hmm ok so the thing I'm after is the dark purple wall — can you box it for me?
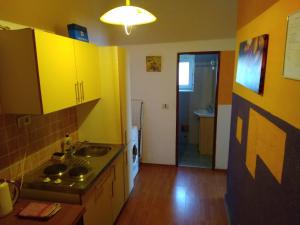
[226,93,300,225]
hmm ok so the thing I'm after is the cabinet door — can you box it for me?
[0,28,42,114]
[112,152,125,222]
[117,47,131,144]
[83,169,113,225]
[34,29,78,114]
[74,40,101,103]
[199,117,215,155]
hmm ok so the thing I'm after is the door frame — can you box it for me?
[175,51,221,169]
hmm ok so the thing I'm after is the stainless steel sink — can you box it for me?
[73,145,112,157]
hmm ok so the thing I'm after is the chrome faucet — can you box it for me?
[207,105,214,113]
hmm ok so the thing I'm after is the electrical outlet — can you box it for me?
[17,115,31,128]
[24,116,31,125]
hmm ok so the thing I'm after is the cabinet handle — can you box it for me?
[75,83,79,103]
[114,165,117,180]
[82,81,85,101]
[78,82,81,103]
[80,81,84,102]
[112,181,114,197]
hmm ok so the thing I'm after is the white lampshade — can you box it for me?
[99,0,156,35]
[100,5,156,26]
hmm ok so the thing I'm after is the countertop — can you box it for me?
[0,199,84,225]
[193,109,215,118]
[21,143,124,195]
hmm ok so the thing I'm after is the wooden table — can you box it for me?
[0,199,85,225]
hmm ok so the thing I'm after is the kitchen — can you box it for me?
[3,1,296,225]
[0,28,231,224]
[0,0,246,225]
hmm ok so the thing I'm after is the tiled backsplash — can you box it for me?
[0,107,78,179]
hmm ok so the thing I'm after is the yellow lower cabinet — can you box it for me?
[82,151,126,225]
[112,152,125,221]
[82,168,113,225]
[123,146,134,200]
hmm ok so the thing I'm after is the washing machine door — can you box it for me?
[132,144,138,163]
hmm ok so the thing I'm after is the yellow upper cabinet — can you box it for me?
[77,47,122,144]
[77,46,131,145]
[73,40,101,103]
[0,28,101,114]
[34,29,78,114]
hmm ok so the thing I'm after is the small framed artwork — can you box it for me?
[283,10,300,80]
[146,56,161,72]
[236,34,269,94]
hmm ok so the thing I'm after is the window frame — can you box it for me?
[178,55,195,92]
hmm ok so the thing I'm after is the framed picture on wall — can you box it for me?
[236,34,269,94]
[146,56,161,72]
[283,10,300,80]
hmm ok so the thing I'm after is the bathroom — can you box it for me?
[177,52,219,168]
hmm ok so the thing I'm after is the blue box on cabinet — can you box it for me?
[67,24,89,42]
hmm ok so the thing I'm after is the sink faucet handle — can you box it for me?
[61,134,73,153]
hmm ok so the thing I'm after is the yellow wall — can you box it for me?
[233,0,300,129]
[0,0,111,45]
[237,0,279,29]
[219,51,235,105]
[77,47,123,144]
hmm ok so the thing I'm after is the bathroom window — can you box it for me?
[179,55,194,92]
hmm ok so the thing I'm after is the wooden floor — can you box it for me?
[115,164,229,225]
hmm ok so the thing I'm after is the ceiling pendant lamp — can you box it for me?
[100,0,157,35]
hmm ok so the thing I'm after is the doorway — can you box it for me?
[176,52,220,169]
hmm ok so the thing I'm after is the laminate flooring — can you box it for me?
[115,164,229,225]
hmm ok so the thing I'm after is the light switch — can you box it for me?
[162,104,169,109]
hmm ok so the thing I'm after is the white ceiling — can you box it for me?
[100,0,237,45]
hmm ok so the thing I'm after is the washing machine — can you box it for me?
[131,126,139,179]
